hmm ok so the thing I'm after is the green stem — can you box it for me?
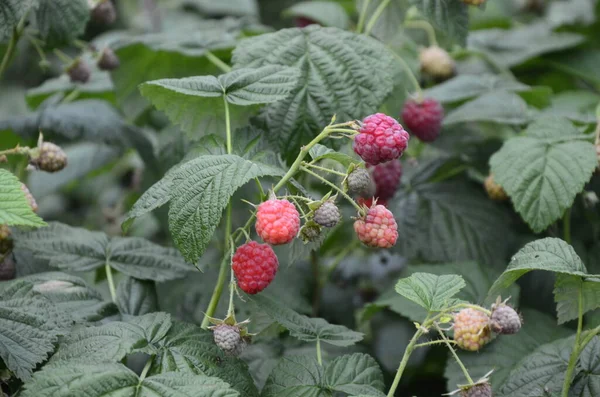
[356,0,372,34]
[436,325,473,384]
[62,89,81,104]
[364,0,391,36]
[0,146,30,157]
[403,20,438,46]
[390,51,422,99]
[414,339,456,348]
[386,325,425,397]
[206,51,232,73]
[201,234,230,329]
[563,207,572,244]
[300,166,363,212]
[105,263,117,303]
[316,338,323,366]
[223,98,232,154]
[450,303,492,316]
[53,48,73,65]
[305,163,346,177]
[254,178,265,200]
[139,355,154,382]
[562,288,584,397]
[0,9,30,81]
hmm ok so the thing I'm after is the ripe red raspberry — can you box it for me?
[295,17,319,27]
[484,174,508,201]
[21,183,38,213]
[353,205,398,248]
[368,160,402,202]
[313,201,340,228]
[461,383,492,397]
[255,199,300,245]
[353,113,409,165]
[420,46,455,80]
[401,98,444,142]
[232,241,278,294]
[490,302,521,334]
[97,47,120,71]
[453,308,492,351]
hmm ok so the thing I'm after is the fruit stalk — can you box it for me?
[0,9,30,80]
[300,166,363,212]
[386,326,425,397]
[364,0,391,36]
[561,288,583,397]
[356,0,372,33]
[436,325,474,384]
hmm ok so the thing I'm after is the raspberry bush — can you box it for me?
[0,1,599,397]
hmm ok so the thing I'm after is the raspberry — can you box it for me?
[357,196,386,208]
[31,142,68,173]
[462,0,486,5]
[453,308,492,351]
[97,47,120,71]
[420,46,455,80]
[213,324,242,356]
[91,0,117,25]
[0,253,15,281]
[369,160,402,202]
[67,59,91,84]
[232,241,278,294]
[401,98,444,143]
[353,205,398,248]
[255,199,300,245]
[299,222,321,243]
[353,113,410,165]
[0,225,12,254]
[490,303,521,334]
[346,168,375,198]
[460,383,492,397]
[21,183,38,213]
[295,17,319,27]
[484,174,508,201]
[313,201,340,228]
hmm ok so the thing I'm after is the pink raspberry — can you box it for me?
[369,160,402,202]
[255,199,300,245]
[453,308,492,351]
[401,98,444,142]
[353,205,398,248]
[232,241,279,294]
[353,113,410,165]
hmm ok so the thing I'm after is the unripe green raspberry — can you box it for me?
[346,168,375,197]
[299,222,321,243]
[419,46,455,80]
[313,201,340,228]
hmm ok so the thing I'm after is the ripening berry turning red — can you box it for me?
[255,199,300,245]
[419,46,455,80]
[453,308,492,351]
[232,241,278,294]
[401,98,444,142]
[369,160,402,202]
[353,205,398,248]
[484,174,508,201]
[353,113,409,165]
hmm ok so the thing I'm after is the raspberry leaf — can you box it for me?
[35,0,89,47]
[262,354,385,397]
[14,222,195,281]
[0,169,46,228]
[395,272,465,313]
[411,0,469,46]
[140,66,300,137]
[0,0,35,42]
[20,363,240,397]
[150,321,259,397]
[443,91,532,125]
[554,275,600,324]
[232,26,395,162]
[490,116,597,233]
[309,143,355,168]
[250,294,364,346]
[445,309,571,394]
[356,0,410,42]
[186,0,258,17]
[283,1,350,29]
[423,74,530,104]
[116,276,158,316]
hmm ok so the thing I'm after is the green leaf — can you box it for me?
[571,336,600,397]
[116,276,158,316]
[0,169,46,227]
[309,144,355,168]
[232,26,395,162]
[283,1,350,29]
[411,0,469,46]
[21,362,241,397]
[497,335,574,396]
[548,49,600,86]
[35,0,89,47]
[251,294,363,346]
[182,0,259,17]
[151,321,259,397]
[539,90,600,124]
[445,309,571,394]
[490,116,597,233]
[0,0,35,42]
[262,354,385,397]
[14,222,194,281]
[488,238,587,299]
[554,275,600,325]
[355,0,409,43]
[443,91,532,125]
[469,23,584,67]
[168,155,284,262]
[140,66,300,136]
[395,272,465,313]
[0,283,62,380]
[423,74,530,103]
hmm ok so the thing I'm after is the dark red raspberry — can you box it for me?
[453,308,492,351]
[353,113,410,165]
[97,47,120,71]
[67,59,91,83]
[295,17,319,27]
[369,160,402,202]
[232,241,278,294]
[353,205,398,248]
[255,199,300,245]
[357,197,386,208]
[401,98,444,142]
